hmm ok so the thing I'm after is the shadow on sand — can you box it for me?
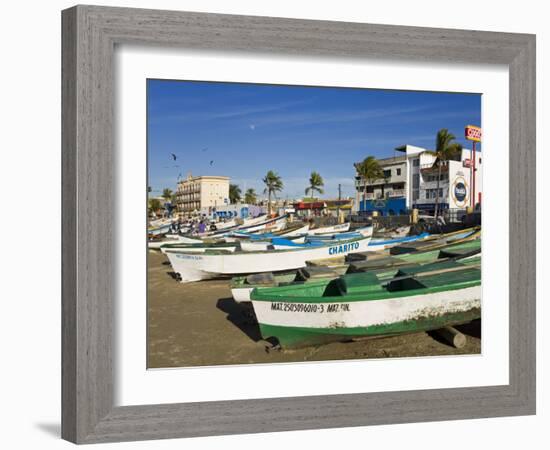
[455,319,482,339]
[216,297,262,342]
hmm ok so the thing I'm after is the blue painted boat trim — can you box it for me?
[369,232,430,246]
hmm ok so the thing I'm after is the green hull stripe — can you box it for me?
[259,308,481,348]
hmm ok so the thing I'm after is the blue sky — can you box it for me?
[147,80,481,199]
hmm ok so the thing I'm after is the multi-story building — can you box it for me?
[354,144,482,215]
[354,155,408,215]
[175,174,230,215]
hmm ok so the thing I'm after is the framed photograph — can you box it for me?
[62,5,536,444]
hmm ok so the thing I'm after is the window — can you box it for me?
[412,174,419,189]
[413,159,419,167]
[396,168,401,176]
[383,169,391,178]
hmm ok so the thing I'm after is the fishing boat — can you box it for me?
[212,218,238,230]
[160,241,239,254]
[249,256,481,348]
[346,228,479,262]
[239,236,318,252]
[305,225,373,242]
[239,236,307,252]
[366,232,430,251]
[232,239,480,302]
[230,223,310,241]
[148,223,172,236]
[388,228,479,255]
[148,235,197,249]
[239,226,372,252]
[307,223,350,235]
[164,234,372,282]
[208,214,287,237]
[231,265,349,302]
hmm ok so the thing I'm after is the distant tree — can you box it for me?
[305,171,324,199]
[149,198,162,214]
[425,129,463,217]
[354,156,384,209]
[162,188,173,202]
[229,184,242,203]
[262,170,284,215]
[244,188,257,204]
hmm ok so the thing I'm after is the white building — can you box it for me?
[354,144,482,215]
[397,144,482,213]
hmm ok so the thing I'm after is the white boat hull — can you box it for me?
[307,223,350,235]
[239,236,307,252]
[161,244,237,254]
[279,224,310,237]
[252,286,481,330]
[231,287,254,302]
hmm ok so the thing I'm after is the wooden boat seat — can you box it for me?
[350,256,405,272]
[386,260,481,292]
[299,266,340,279]
[246,272,277,285]
[339,272,381,295]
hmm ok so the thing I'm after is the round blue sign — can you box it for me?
[454,182,467,202]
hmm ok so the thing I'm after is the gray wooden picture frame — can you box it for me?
[62,5,536,444]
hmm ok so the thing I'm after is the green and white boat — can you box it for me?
[249,256,481,348]
[232,239,480,302]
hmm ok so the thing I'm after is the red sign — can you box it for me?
[465,125,482,142]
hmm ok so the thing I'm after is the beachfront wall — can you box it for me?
[201,203,265,219]
[359,197,407,216]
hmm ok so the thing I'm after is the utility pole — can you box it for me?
[337,183,342,221]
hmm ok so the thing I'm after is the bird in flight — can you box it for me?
[210,160,214,166]
[170,153,177,161]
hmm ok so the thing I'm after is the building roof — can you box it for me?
[178,175,230,184]
[376,155,406,165]
[354,155,405,168]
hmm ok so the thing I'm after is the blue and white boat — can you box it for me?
[165,234,372,282]
[366,232,431,251]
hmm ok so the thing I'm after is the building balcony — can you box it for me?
[387,189,406,198]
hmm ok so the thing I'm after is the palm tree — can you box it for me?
[354,156,384,210]
[305,171,324,199]
[244,188,257,204]
[262,170,284,215]
[425,129,463,217]
[162,188,173,202]
[229,184,242,204]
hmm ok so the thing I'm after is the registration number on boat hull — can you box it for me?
[270,302,350,313]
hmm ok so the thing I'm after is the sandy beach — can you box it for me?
[147,250,481,368]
